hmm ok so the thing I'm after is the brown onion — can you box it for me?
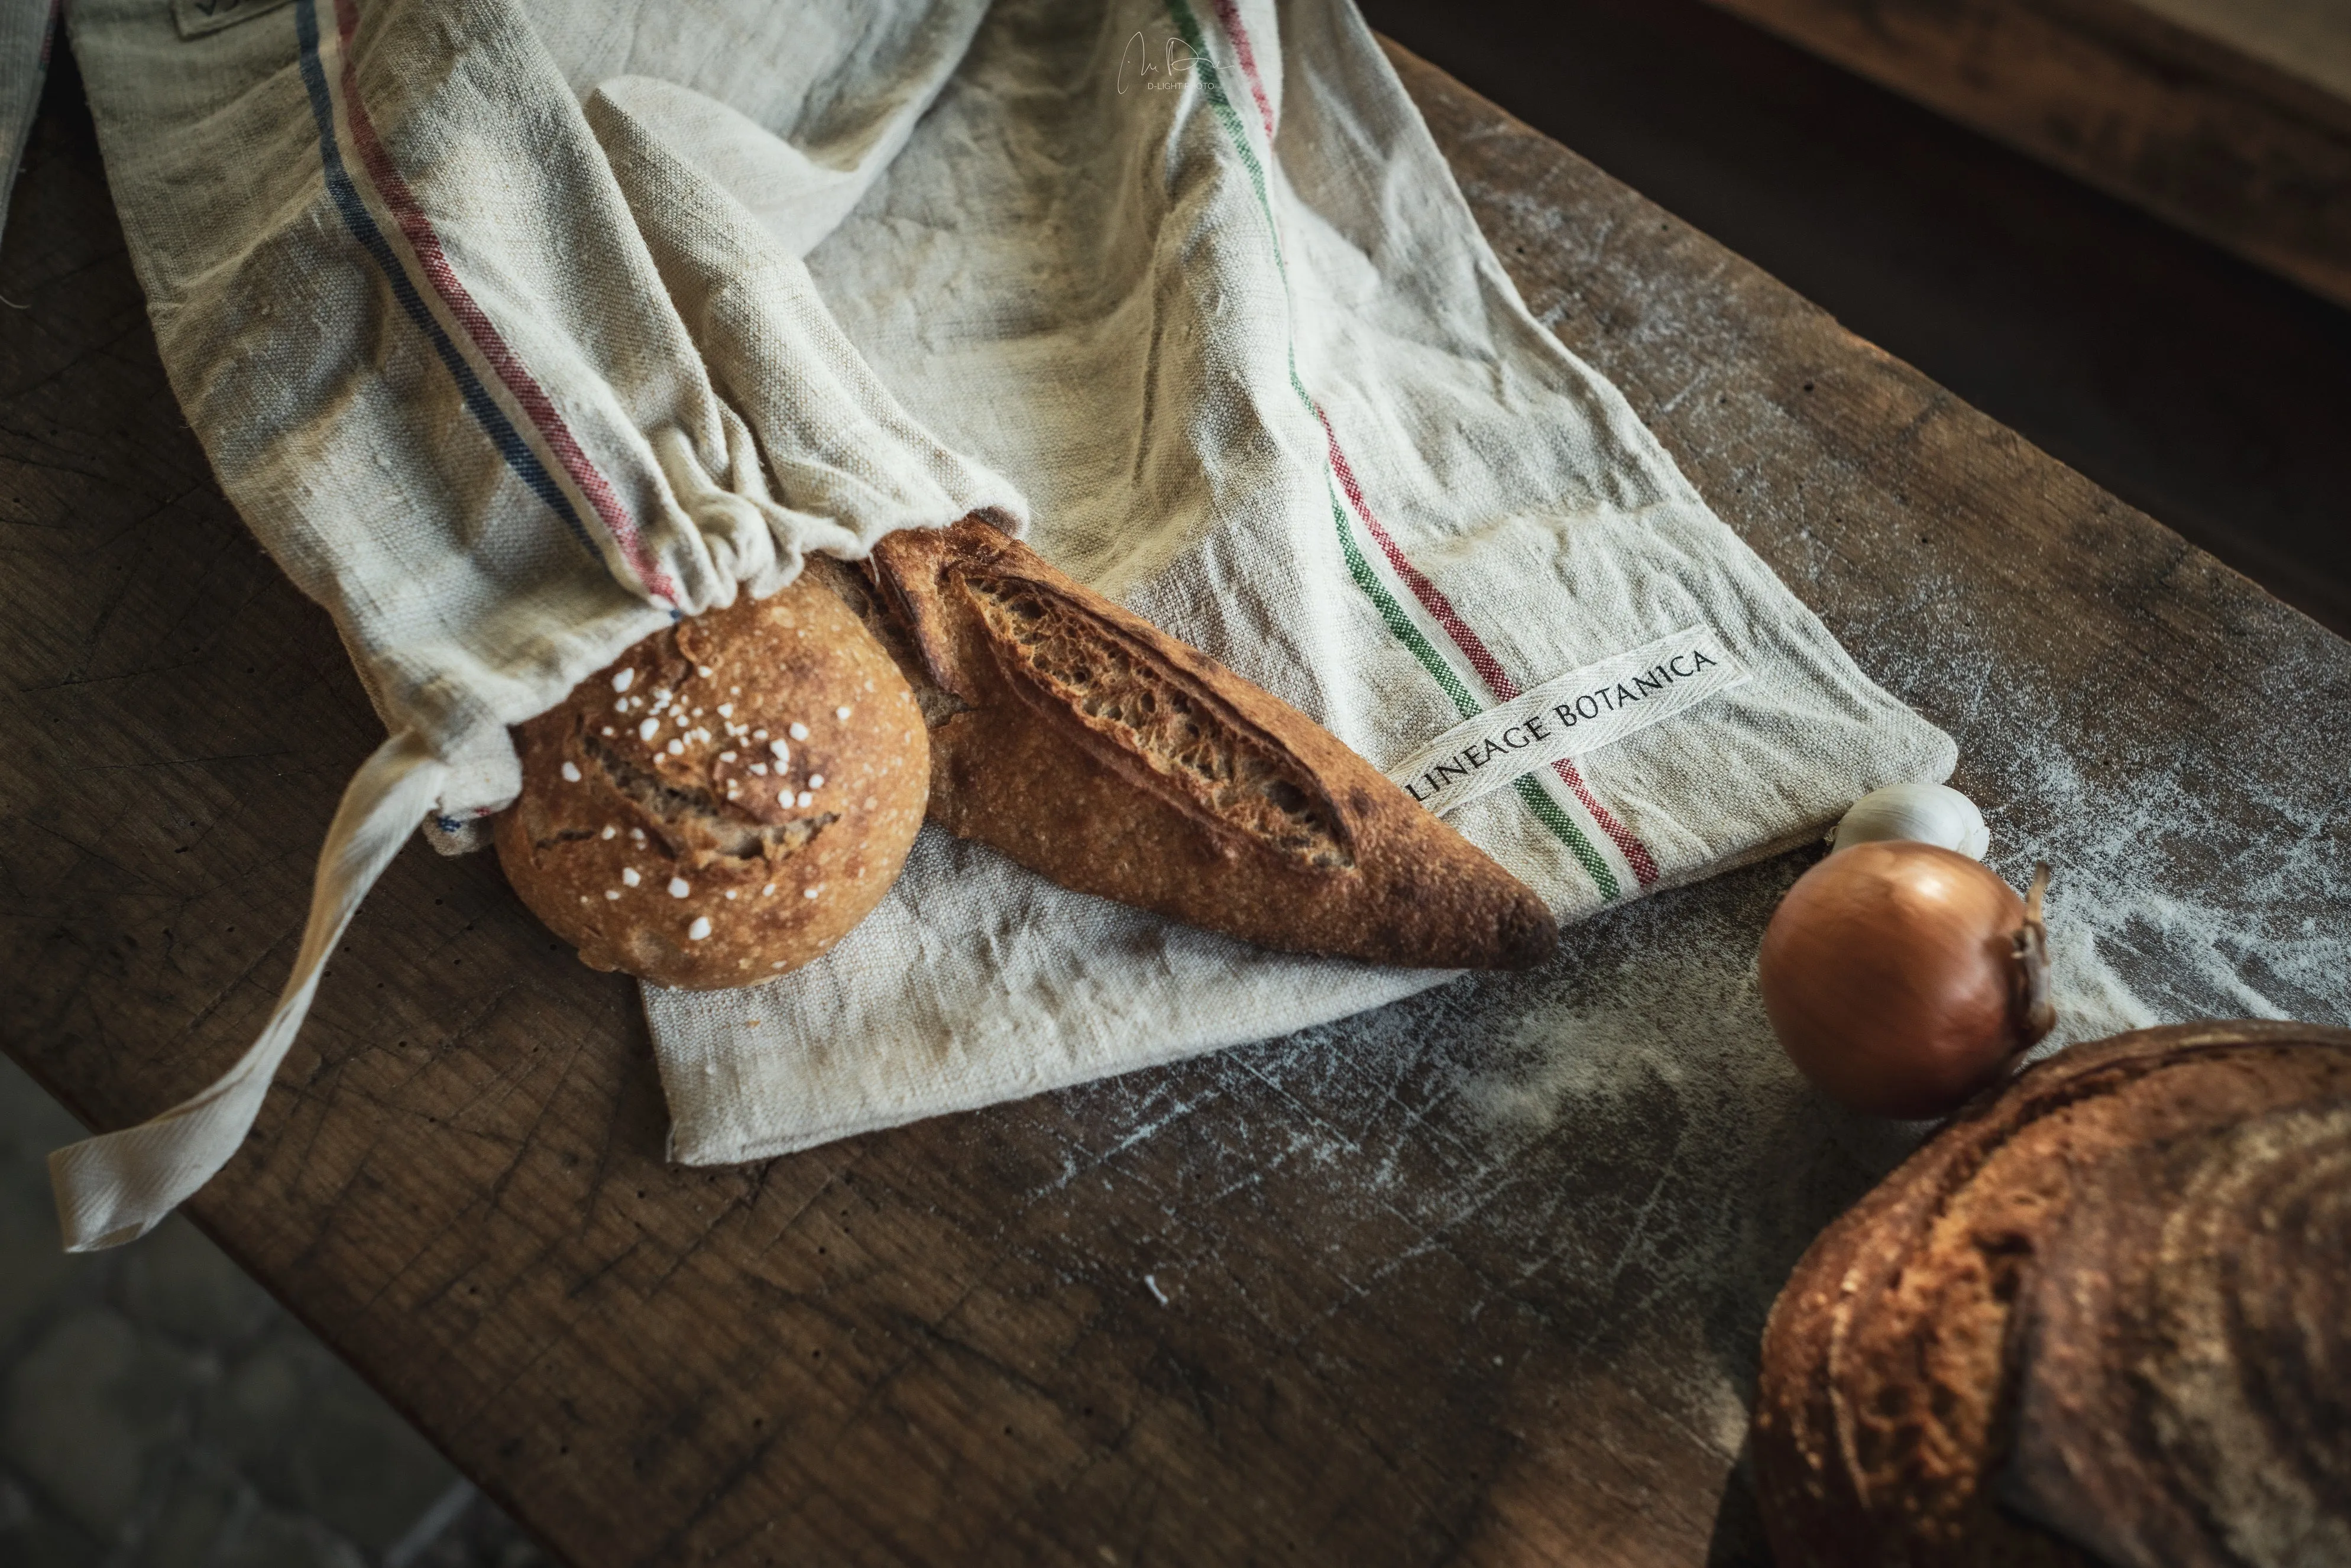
[1759,841,2052,1118]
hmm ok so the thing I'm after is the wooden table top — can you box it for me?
[5,38,2346,1568]
[1702,0,2351,310]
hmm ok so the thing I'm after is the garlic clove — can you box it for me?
[1828,781,1991,861]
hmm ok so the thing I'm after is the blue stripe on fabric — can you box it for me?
[291,0,600,561]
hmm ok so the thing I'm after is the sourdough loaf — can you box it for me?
[495,564,928,989]
[1999,1100,2351,1567]
[856,517,1556,970]
[1751,1021,2351,1568]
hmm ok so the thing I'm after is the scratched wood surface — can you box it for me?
[5,36,2349,1568]
[1698,0,2351,310]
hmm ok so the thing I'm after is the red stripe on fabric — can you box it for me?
[1190,0,1656,893]
[1194,0,1659,892]
[1212,0,1277,141]
[1549,756,1659,883]
[1317,414,1512,694]
[1315,410,1660,886]
[327,0,679,607]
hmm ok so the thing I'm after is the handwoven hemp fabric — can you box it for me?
[48,0,1026,1248]
[48,0,1951,1243]
[585,0,1953,1161]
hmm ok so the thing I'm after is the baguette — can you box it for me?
[850,517,1556,970]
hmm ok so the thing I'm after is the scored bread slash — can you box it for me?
[844,516,1557,971]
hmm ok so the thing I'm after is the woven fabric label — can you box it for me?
[173,0,294,40]
[1388,624,1750,817]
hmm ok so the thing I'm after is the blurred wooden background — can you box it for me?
[1364,0,2351,639]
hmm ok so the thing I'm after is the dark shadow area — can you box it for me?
[1360,0,2351,637]
[0,1049,552,1568]
[0,47,552,1568]
[1705,1452,1773,1567]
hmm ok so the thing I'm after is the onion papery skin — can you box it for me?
[1760,841,2031,1118]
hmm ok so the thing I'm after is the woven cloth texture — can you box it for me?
[47,0,1950,1244]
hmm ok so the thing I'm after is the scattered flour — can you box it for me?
[1997,739,2347,1049]
[1051,585,2348,1489]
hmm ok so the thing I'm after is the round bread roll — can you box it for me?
[494,562,928,989]
[1751,1020,2351,1568]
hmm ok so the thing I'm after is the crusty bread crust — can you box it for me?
[494,566,928,990]
[2000,1100,2351,1568]
[860,517,1557,971]
[1751,1021,2351,1567]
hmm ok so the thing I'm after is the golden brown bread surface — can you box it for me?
[2002,1101,2351,1568]
[1751,1021,2351,1568]
[857,517,1557,971]
[494,565,928,989]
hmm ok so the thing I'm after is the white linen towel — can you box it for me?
[47,0,1951,1247]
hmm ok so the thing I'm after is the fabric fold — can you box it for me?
[53,0,1018,1245]
[618,0,1957,1163]
[588,82,1029,552]
[53,0,1957,1239]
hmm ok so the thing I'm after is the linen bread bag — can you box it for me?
[48,0,1952,1249]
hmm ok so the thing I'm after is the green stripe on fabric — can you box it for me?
[1165,1,1269,230]
[1337,490,1618,898]
[1164,0,1320,421]
[1164,0,1619,900]
[1513,775,1621,900]
[1329,496,1479,721]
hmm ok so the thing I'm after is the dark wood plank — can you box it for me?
[3,35,2345,1568]
[1700,0,2351,309]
